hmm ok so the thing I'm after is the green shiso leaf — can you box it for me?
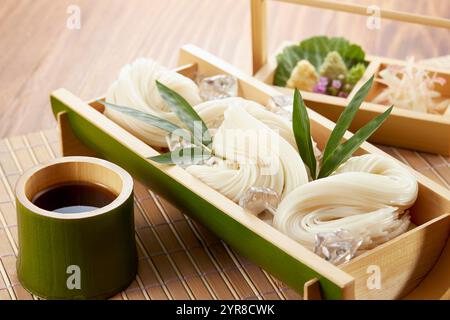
[322,76,374,163]
[274,36,366,86]
[292,89,316,179]
[156,80,212,146]
[99,100,192,142]
[148,146,211,165]
[318,105,393,179]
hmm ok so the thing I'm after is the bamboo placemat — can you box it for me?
[0,129,448,300]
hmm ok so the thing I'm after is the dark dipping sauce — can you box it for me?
[32,182,117,214]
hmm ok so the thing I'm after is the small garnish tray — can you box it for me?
[250,0,450,156]
[254,49,450,156]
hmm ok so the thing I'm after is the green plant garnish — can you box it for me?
[347,63,367,85]
[156,80,212,146]
[274,36,366,87]
[321,76,374,163]
[292,89,316,178]
[148,146,211,165]
[99,101,192,142]
[101,81,215,165]
[292,76,392,179]
[318,106,392,178]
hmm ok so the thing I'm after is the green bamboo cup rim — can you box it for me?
[16,157,133,220]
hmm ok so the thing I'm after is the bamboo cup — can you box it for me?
[15,156,137,299]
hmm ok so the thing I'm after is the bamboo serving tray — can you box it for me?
[251,0,450,156]
[48,45,450,300]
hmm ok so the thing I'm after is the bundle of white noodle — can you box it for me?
[194,98,298,149]
[105,58,202,147]
[186,105,309,202]
[274,154,418,251]
[105,58,319,151]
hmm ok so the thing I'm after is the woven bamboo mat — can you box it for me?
[0,129,448,300]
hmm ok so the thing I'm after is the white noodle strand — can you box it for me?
[273,154,418,250]
[187,105,309,201]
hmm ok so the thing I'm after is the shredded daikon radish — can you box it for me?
[373,58,449,115]
[187,105,309,201]
[273,154,418,250]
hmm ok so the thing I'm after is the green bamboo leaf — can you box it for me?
[322,76,374,163]
[99,101,192,142]
[292,89,316,178]
[318,106,393,178]
[148,146,211,165]
[156,81,212,146]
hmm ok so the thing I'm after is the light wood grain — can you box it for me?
[58,112,97,157]
[0,0,449,137]
[251,0,268,73]
[341,214,450,299]
[277,0,450,28]
[404,236,450,300]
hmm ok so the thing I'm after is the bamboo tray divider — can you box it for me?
[251,0,450,155]
[45,44,450,299]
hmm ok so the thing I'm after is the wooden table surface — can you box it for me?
[0,0,449,138]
